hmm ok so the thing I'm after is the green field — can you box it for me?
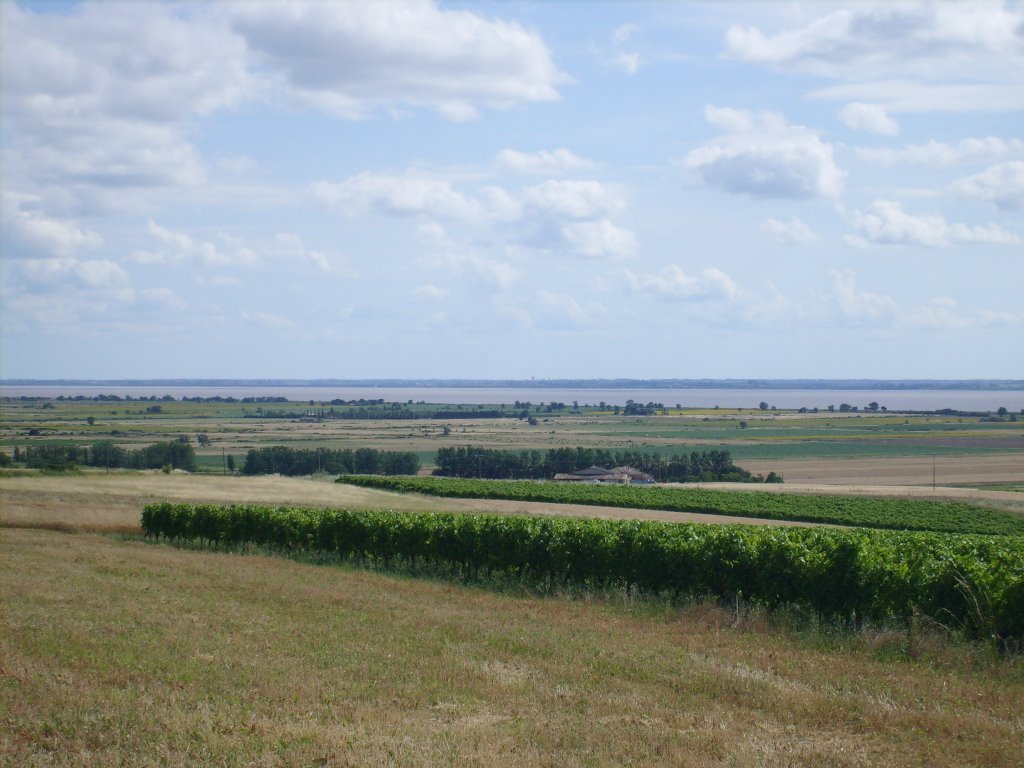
[4,396,1023,474]
[339,476,1024,535]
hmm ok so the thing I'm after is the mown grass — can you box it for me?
[4,526,1023,768]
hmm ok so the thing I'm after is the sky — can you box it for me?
[1,0,1022,380]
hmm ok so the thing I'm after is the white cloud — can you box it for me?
[687,106,844,199]
[312,173,507,221]
[761,217,816,244]
[2,200,102,258]
[610,52,640,75]
[411,284,448,302]
[1,3,250,203]
[829,269,898,325]
[848,200,1021,248]
[612,23,640,46]
[726,4,1024,114]
[535,290,606,329]
[979,310,1024,328]
[724,4,1023,78]
[523,180,625,219]
[838,102,899,135]
[230,1,566,120]
[496,148,597,176]
[138,288,188,312]
[560,220,637,259]
[952,162,1024,211]
[130,221,260,266]
[625,265,740,303]
[810,81,1024,114]
[421,250,518,289]
[16,258,130,292]
[240,310,297,331]
[856,138,1024,166]
[275,233,335,272]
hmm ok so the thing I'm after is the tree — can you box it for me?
[86,416,96,426]
[759,401,769,411]
[868,402,880,412]
[997,406,1009,417]
[196,433,211,446]
[226,455,236,473]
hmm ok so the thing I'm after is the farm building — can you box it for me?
[553,466,655,484]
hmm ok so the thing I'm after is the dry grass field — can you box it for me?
[0,471,834,535]
[4,526,1023,768]
[741,454,1024,489]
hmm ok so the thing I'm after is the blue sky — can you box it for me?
[2,1,1022,380]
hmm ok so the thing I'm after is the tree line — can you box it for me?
[14,440,197,471]
[434,445,773,482]
[240,446,419,476]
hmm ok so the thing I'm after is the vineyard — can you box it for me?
[142,503,1024,643]
[336,476,1024,536]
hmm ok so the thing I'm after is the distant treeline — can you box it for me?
[14,440,197,471]
[241,446,419,476]
[243,405,506,420]
[434,446,772,483]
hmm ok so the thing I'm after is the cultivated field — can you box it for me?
[4,395,1024,766]
[3,397,1023,486]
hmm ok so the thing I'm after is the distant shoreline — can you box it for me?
[3,378,1024,391]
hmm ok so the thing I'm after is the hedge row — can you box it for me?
[142,503,1024,641]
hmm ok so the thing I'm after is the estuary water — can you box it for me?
[3,385,1024,412]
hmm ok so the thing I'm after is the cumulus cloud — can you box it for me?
[560,220,637,259]
[724,4,1023,78]
[230,0,566,120]
[1,3,249,203]
[130,221,260,267]
[847,200,1021,248]
[725,4,1024,114]
[856,137,1024,166]
[838,102,899,135]
[535,290,606,329]
[829,269,899,325]
[15,258,130,292]
[496,148,597,176]
[411,284,448,302]
[274,233,335,272]
[761,217,816,244]
[523,179,625,219]
[312,173,513,221]
[625,265,740,303]
[952,162,1024,211]
[240,311,297,331]
[687,106,844,199]
[2,200,102,259]
[420,249,519,289]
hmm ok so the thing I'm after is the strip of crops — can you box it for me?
[337,476,1024,536]
[142,503,1024,642]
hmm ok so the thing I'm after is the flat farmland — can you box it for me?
[741,453,1024,490]
[3,398,1023,488]
[0,471,837,535]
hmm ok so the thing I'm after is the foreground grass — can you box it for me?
[3,528,1023,768]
